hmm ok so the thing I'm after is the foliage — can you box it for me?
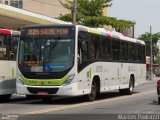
[59,0,112,16]
[83,16,135,31]
[154,55,160,64]
[138,32,160,63]
[58,0,135,30]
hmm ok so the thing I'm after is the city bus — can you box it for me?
[0,28,20,101]
[16,24,146,101]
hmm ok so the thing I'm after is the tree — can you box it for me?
[59,0,112,17]
[138,32,160,64]
[58,0,135,31]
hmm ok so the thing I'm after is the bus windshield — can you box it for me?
[18,27,75,73]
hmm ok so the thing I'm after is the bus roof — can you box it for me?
[20,24,145,45]
[76,25,145,45]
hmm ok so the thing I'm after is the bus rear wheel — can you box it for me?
[119,77,134,95]
[86,80,97,102]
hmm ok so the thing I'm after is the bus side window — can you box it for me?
[9,36,19,60]
[112,39,120,61]
[78,32,89,62]
[89,34,100,60]
[121,42,128,61]
[78,31,89,72]
[81,41,88,60]
[128,43,135,62]
[0,36,7,60]
[101,36,111,60]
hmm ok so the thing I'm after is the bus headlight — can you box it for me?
[17,77,25,85]
[62,74,75,86]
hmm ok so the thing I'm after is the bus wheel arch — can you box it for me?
[128,74,135,95]
[119,74,135,95]
[86,75,100,101]
[93,75,100,95]
[130,74,135,87]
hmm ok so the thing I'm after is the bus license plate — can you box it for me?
[37,91,48,95]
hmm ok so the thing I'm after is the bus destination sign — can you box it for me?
[28,28,69,36]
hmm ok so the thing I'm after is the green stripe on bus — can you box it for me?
[90,68,92,79]
[20,74,69,86]
[12,68,14,78]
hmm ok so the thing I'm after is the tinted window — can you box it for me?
[128,43,136,62]
[0,36,7,60]
[9,35,19,60]
[101,36,111,60]
[89,34,100,60]
[121,42,128,61]
[136,45,143,62]
[142,45,146,63]
[112,39,120,61]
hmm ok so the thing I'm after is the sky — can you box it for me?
[109,0,160,38]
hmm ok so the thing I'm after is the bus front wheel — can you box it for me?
[26,95,38,100]
[86,80,97,102]
[41,96,53,102]
[0,94,11,102]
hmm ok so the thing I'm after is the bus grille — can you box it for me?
[27,87,59,94]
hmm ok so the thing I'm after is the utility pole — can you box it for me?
[150,26,153,80]
[73,0,77,24]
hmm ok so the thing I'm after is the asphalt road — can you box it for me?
[0,78,159,120]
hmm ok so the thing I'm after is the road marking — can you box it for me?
[23,90,156,115]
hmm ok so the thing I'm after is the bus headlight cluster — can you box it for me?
[62,73,75,86]
[17,77,25,85]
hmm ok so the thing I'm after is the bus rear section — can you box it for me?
[0,29,19,100]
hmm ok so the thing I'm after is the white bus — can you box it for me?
[0,28,20,100]
[16,25,146,101]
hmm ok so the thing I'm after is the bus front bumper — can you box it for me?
[16,82,90,96]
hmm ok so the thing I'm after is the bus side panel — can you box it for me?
[0,61,16,95]
[0,61,8,95]
[102,62,121,91]
[77,62,102,95]
[135,64,146,86]
[0,80,4,95]
[5,61,16,94]
[120,63,136,89]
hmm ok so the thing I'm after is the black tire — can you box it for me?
[158,97,160,105]
[86,80,97,102]
[119,77,134,95]
[41,96,53,102]
[26,95,37,100]
[0,94,11,102]
[126,78,134,95]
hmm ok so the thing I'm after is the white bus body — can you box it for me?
[0,29,19,100]
[16,25,146,101]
